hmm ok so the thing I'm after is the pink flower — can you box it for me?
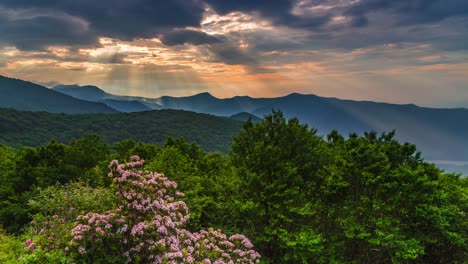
[71,156,260,263]
[78,247,86,254]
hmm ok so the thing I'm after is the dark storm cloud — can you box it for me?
[204,0,295,19]
[0,0,205,50]
[0,0,204,40]
[209,45,257,65]
[204,0,332,29]
[205,0,468,30]
[0,0,467,61]
[351,16,369,28]
[160,29,222,46]
[345,0,468,26]
[0,15,98,50]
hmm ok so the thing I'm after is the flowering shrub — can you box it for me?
[71,156,260,263]
[21,181,116,263]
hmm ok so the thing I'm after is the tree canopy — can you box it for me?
[0,111,465,263]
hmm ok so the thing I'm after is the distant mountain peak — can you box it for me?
[230,112,262,123]
[52,84,108,101]
[0,76,116,113]
[284,92,312,98]
[191,92,216,98]
[53,84,106,94]
[233,95,253,99]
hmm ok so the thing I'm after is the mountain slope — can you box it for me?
[101,99,152,112]
[251,93,468,160]
[230,112,263,123]
[0,108,242,153]
[153,92,468,161]
[53,84,163,111]
[53,85,108,102]
[11,78,468,160]
[154,93,275,115]
[0,76,116,113]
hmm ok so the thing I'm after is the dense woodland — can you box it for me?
[0,108,242,153]
[0,111,466,263]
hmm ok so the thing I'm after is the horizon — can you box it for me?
[3,73,468,110]
[0,1,467,108]
[0,75,468,110]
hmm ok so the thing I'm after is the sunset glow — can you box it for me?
[0,0,466,106]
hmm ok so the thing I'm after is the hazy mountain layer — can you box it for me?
[0,76,116,113]
[6,77,468,161]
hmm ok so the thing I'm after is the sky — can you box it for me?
[0,0,467,108]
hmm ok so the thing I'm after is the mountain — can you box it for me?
[53,84,162,111]
[53,84,264,115]
[101,99,152,113]
[153,93,274,115]
[53,85,108,102]
[230,112,263,123]
[9,77,468,161]
[0,108,242,153]
[0,76,116,113]
[153,92,468,161]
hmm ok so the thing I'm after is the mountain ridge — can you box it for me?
[51,84,468,161]
[0,76,117,114]
[2,76,467,161]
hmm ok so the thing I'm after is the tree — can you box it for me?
[320,130,467,263]
[230,110,328,262]
[148,140,237,232]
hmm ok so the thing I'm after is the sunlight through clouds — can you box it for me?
[0,0,466,107]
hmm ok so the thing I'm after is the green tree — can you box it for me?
[148,139,236,232]
[320,130,467,263]
[229,110,328,263]
[68,134,109,169]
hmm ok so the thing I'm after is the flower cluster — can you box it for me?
[70,156,260,263]
[25,214,70,252]
[177,228,261,263]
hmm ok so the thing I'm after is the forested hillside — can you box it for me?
[0,108,242,153]
[0,112,465,263]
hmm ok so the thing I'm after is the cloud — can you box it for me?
[204,0,333,29]
[0,0,205,50]
[160,29,222,46]
[0,1,204,38]
[0,0,467,54]
[345,0,468,26]
[0,0,468,104]
[88,52,128,64]
[0,11,98,50]
[207,45,256,65]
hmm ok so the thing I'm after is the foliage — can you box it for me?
[0,111,466,263]
[0,228,24,263]
[318,131,467,263]
[70,156,261,263]
[227,112,467,263]
[25,182,116,252]
[0,136,111,232]
[0,108,242,153]
[230,110,331,263]
[148,139,238,231]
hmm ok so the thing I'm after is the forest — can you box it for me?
[0,108,242,153]
[0,111,466,263]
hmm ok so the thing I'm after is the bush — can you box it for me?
[70,156,261,263]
